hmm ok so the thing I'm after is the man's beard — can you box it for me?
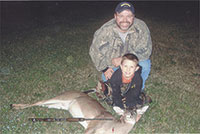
[117,22,133,32]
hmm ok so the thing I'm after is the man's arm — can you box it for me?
[130,19,152,61]
[89,28,112,72]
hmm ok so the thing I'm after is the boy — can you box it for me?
[107,53,143,110]
[96,53,150,121]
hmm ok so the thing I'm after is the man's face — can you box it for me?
[120,59,138,79]
[114,10,134,33]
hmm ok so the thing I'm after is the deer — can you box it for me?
[11,90,149,134]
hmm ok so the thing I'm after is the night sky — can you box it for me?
[1,1,199,38]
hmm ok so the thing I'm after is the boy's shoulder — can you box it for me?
[108,67,122,83]
[135,66,142,76]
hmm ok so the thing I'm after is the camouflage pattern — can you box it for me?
[89,18,152,71]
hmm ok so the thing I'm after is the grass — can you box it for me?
[1,1,199,134]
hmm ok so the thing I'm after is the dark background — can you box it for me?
[1,1,199,38]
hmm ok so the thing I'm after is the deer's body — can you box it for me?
[11,90,148,134]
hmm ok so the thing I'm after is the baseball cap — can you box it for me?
[115,2,135,14]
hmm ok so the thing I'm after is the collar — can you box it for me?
[122,74,135,84]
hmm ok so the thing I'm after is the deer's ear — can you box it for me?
[136,105,149,115]
[135,66,139,71]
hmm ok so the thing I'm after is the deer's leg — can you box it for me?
[11,99,73,110]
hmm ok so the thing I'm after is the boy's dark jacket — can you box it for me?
[107,66,143,109]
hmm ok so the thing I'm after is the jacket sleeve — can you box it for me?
[111,83,124,109]
[108,69,124,109]
[89,27,112,72]
[130,19,152,61]
[125,68,143,108]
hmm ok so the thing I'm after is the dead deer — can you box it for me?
[11,90,149,134]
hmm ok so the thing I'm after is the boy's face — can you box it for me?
[120,59,139,79]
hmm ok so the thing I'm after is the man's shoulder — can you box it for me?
[133,17,148,29]
[96,19,116,32]
[134,17,144,23]
[101,18,116,28]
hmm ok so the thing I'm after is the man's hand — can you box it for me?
[112,57,122,67]
[104,68,114,80]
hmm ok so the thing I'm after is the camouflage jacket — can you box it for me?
[89,18,152,71]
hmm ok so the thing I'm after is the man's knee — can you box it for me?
[139,59,151,90]
[139,59,151,72]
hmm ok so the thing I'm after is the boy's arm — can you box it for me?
[125,71,143,108]
[89,27,112,72]
[111,84,124,109]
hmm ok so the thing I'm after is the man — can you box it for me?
[89,1,152,91]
